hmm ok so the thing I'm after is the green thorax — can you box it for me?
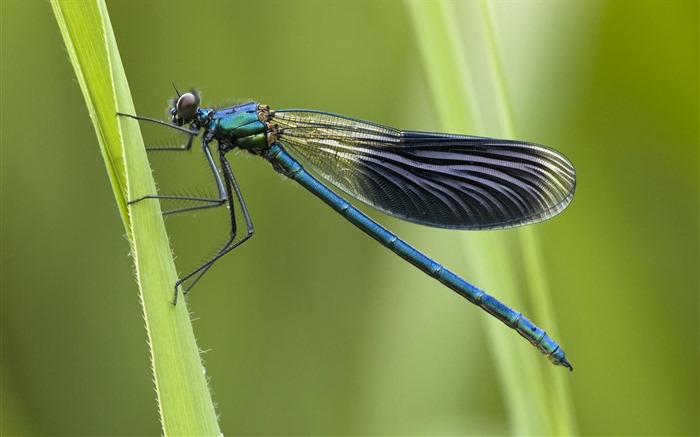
[207,102,273,153]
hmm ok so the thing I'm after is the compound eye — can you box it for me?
[176,92,198,121]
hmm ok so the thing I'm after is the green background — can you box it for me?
[2,1,697,435]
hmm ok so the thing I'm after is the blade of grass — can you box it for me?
[51,1,220,435]
[479,2,578,434]
[406,1,577,435]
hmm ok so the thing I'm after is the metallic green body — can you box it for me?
[210,105,269,152]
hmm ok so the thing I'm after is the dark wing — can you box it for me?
[271,110,575,230]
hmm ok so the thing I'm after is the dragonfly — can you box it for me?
[118,90,576,370]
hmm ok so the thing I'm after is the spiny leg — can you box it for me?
[118,112,254,303]
[172,153,254,304]
[117,112,198,137]
[129,139,228,215]
[118,111,228,215]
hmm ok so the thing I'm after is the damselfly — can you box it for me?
[119,90,576,369]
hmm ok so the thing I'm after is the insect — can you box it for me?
[119,90,576,369]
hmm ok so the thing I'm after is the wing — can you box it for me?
[270,110,575,230]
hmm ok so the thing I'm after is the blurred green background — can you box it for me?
[2,1,697,435]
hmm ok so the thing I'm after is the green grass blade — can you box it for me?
[51,1,220,435]
[479,2,577,433]
[406,1,577,434]
[51,0,129,228]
